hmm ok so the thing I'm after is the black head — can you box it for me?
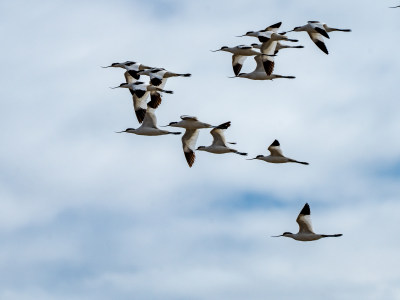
[293,26,301,31]
[283,232,292,235]
[110,62,120,66]
[251,43,259,47]
[246,31,254,35]
[220,46,229,50]
[238,72,246,76]
[168,121,178,126]
[196,146,206,150]
[256,155,264,159]
[126,127,135,131]
[135,81,145,85]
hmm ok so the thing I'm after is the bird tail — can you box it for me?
[321,234,343,238]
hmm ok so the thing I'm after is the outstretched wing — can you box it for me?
[210,122,231,147]
[182,129,199,167]
[142,106,158,129]
[267,139,284,157]
[264,22,282,33]
[180,115,198,121]
[232,54,247,76]
[296,203,314,234]
[260,41,277,75]
[308,21,330,39]
[132,94,147,123]
[307,31,329,55]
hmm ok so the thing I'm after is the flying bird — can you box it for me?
[165,116,216,167]
[211,45,274,76]
[115,105,181,136]
[111,81,173,109]
[248,139,308,164]
[138,68,191,88]
[272,203,343,241]
[233,55,295,80]
[285,21,351,55]
[197,122,247,156]
[102,61,152,83]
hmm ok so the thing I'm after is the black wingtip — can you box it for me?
[236,152,248,156]
[315,40,329,55]
[184,150,195,167]
[233,64,243,76]
[170,132,181,135]
[135,108,146,123]
[267,22,282,29]
[263,60,274,76]
[271,139,280,146]
[215,121,231,130]
[300,203,311,215]
[148,92,162,109]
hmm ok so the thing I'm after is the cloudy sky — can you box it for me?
[1,0,400,299]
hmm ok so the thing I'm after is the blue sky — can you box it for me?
[1,0,400,299]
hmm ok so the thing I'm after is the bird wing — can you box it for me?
[232,54,247,76]
[267,140,284,157]
[210,122,231,147]
[132,94,147,123]
[253,55,266,73]
[307,31,329,55]
[296,203,315,234]
[260,41,276,75]
[308,21,330,39]
[142,106,158,129]
[124,71,136,84]
[237,45,252,50]
[182,129,199,167]
[180,115,198,121]
[264,22,282,33]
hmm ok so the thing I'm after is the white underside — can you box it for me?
[289,234,323,241]
[131,128,171,136]
[259,156,291,163]
[201,146,234,154]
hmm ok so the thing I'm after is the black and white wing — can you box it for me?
[232,54,247,76]
[264,22,282,33]
[210,122,231,147]
[180,115,198,121]
[296,203,315,234]
[307,31,329,55]
[260,40,277,75]
[182,129,199,167]
[267,139,284,157]
[308,21,330,39]
[132,94,147,123]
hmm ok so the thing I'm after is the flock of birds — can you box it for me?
[103,20,352,242]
